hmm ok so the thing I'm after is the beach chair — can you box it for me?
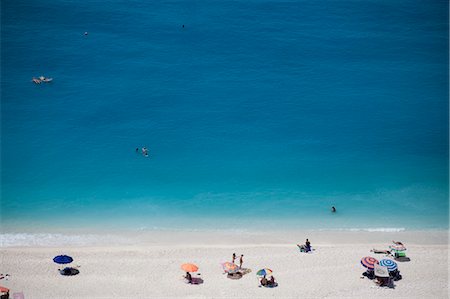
[390,249,410,261]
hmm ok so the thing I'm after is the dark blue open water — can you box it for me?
[1,0,448,234]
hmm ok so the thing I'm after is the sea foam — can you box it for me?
[0,233,129,248]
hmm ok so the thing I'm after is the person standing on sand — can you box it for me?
[239,255,244,268]
[232,253,236,264]
[305,239,311,252]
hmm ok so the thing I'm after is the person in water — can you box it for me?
[141,147,149,157]
[331,206,336,212]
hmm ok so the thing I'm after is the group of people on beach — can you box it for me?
[297,238,312,253]
[260,274,277,287]
[231,253,244,268]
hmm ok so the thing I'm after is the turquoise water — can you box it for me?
[1,0,448,234]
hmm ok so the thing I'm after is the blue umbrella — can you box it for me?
[379,259,397,272]
[53,255,73,265]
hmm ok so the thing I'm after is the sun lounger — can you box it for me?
[370,249,390,254]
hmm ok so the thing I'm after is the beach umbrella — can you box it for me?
[374,264,389,278]
[360,257,378,270]
[222,262,239,273]
[53,255,73,265]
[256,268,273,277]
[379,259,398,272]
[0,286,9,293]
[390,244,406,251]
[181,263,199,272]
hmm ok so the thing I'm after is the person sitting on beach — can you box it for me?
[390,269,402,281]
[260,276,268,286]
[268,275,276,286]
[370,249,391,255]
[392,240,404,246]
[185,272,192,284]
[362,269,375,280]
[374,276,390,287]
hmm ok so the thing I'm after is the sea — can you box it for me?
[1,0,448,246]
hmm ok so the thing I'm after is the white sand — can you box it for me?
[1,230,448,299]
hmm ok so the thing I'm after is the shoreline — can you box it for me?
[1,229,448,248]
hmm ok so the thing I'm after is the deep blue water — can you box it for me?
[1,0,448,232]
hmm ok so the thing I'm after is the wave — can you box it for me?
[315,227,406,232]
[0,233,129,248]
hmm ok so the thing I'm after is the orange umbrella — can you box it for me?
[0,286,9,293]
[222,262,239,273]
[181,263,199,272]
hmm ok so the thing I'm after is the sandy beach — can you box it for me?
[1,230,448,299]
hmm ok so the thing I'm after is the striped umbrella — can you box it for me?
[256,268,272,277]
[390,244,406,251]
[379,259,398,272]
[181,263,199,272]
[222,262,239,273]
[360,257,379,270]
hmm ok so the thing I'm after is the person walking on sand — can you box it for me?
[232,253,236,264]
[239,255,244,268]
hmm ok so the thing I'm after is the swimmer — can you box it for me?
[331,206,336,213]
[84,32,88,35]
[182,25,185,28]
[32,77,41,84]
[142,147,149,157]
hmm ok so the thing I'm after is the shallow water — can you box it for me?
[1,0,448,233]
